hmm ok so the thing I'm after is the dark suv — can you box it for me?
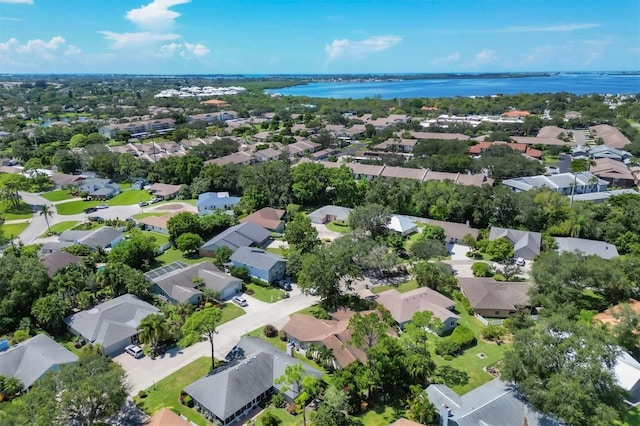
[84,207,98,214]
[275,280,292,291]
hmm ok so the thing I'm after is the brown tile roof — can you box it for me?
[200,99,230,107]
[380,166,427,181]
[511,136,568,146]
[590,158,635,181]
[502,110,531,118]
[391,419,425,426]
[239,207,285,231]
[422,218,479,240]
[590,124,631,149]
[595,299,640,327]
[137,212,179,230]
[146,408,190,426]
[41,251,80,278]
[457,278,532,312]
[537,126,567,139]
[205,151,253,166]
[148,183,183,198]
[376,287,458,324]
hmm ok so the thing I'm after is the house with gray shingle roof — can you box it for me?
[488,226,541,260]
[196,192,241,214]
[59,226,123,250]
[230,247,286,283]
[426,378,562,426]
[41,251,80,277]
[199,222,271,257]
[64,294,160,356]
[184,337,322,426]
[77,178,120,200]
[308,205,353,224]
[555,237,619,259]
[457,277,533,319]
[0,334,78,389]
[146,261,242,303]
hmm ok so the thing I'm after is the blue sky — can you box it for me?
[0,0,638,74]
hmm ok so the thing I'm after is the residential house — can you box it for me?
[146,408,190,426]
[555,237,619,259]
[148,183,182,200]
[40,241,74,255]
[230,247,286,284]
[387,214,419,236]
[376,287,459,334]
[421,218,479,244]
[205,151,254,167]
[590,124,631,149]
[594,299,640,328]
[137,212,178,234]
[50,173,85,189]
[426,378,562,426]
[41,251,81,278]
[348,163,385,180]
[511,136,568,146]
[77,178,121,200]
[98,118,175,139]
[589,158,636,188]
[64,294,160,356]
[286,140,320,157]
[311,148,336,161]
[199,222,271,256]
[537,125,568,139]
[409,131,470,141]
[502,172,609,195]
[184,337,322,426]
[570,188,640,203]
[281,311,377,368]
[239,207,286,233]
[584,145,633,162]
[308,205,353,224]
[188,111,237,124]
[59,226,124,250]
[145,261,242,303]
[457,277,533,319]
[380,166,428,182]
[255,148,283,162]
[614,351,640,405]
[0,334,78,390]
[488,227,541,260]
[196,192,241,214]
[502,110,531,119]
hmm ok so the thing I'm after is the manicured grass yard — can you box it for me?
[371,279,419,294]
[621,406,640,426]
[108,190,151,206]
[0,200,33,220]
[356,405,401,425]
[41,189,75,202]
[244,327,326,373]
[326,221,350,233]
[0,222,29,239]
[255,407,301,425]
[134,357,210,425]
[40,220,79,237]
[246,283,287,303]
[133,212,166,219]
[266,247,286,256]
[154,248,204,267]
[55,199,101,215]
[218,302,247,324]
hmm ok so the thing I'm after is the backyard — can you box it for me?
[245,283,288,303]
[40,220,79,237]
[370,279,419,294]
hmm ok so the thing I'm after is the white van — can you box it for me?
[232,296,248,307]
[125,344,144,358]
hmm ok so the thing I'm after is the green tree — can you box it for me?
[95,262,151,297]
[108,229,157,270]
[167,212,202,244]
[213,245,233,267]
[39,204,54,235]
[348,203,391,238]
[420,224,446,241]
[284,213,319,253]
[31,294,70,335]
[410,238,449,260]
[405,385,438,425]
[1,376,24,399]
[291,162,328,205]
[180,307,222,371]
[137,313,168,357]
[0,173,29,208]
[175,232,204,255]
[275,363,318,426]
[19,352,128,426]
[414,261,456,296]
[312,384,349,426]
[348,312,386,350]
[611,303,640,358]
[485,237,514,261]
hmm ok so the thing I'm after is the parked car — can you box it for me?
[309,287,319,296]
[232,296,248,307]
[96,204,108,209]
[84,207,98,214]
[138,201,148,207]
[87,216,102,222]
[125,344,144,359]
[149,197,161,204]
[515,257,526,267]
[275,280,292,291]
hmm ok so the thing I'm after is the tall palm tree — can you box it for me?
[40,204,54,235]
[137,313,168,357]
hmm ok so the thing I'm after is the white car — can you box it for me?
[96,204,108,209]
[515,257,526,267]
[232,296,248,307]
[125,344,143,359]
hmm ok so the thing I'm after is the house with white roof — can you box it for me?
[196,192,242,214]
[502,172,609,196]
[387,214,418,236]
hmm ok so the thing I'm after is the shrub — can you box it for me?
[286,402,299,415]
[435,339,461,356]
[251,278,271,288]
[182,395,193,407]
[10,329,30,345]
[482,325,506,342]
[271,392,286,408]
[451,325,477,350]
[137,390,147,399]
[263,324,278,338]
[278,330,287,341]
[245,288,255,295]
[459,294,475,315]
[471,262,492,277]
[443,354,454,361]
[230,266,250,282]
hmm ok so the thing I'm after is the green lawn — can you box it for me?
[355,405,401,426]
[154,248,205,267]
[0,222,28,239]
[107,190,151,206]
[246,283,287,303]
[621,406,640,426]
[133,357,210,425]
[0,200,33,220]
[370,279,419,294]
[244,327,326,372]
[266,247,286,256]
[255,407,301,426]
[40,220,79,237]
[41,189,75,202]
[133,212,166,219]
[55,199,101,215]
[219,302,247,324]
[326,221,350,233]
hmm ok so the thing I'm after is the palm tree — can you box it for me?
[40,204,54,235]
[137,313,168,357]
[2,377,24,399]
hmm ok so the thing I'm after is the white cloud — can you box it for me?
[325,35,401,62]
[431,52,460,65]
[500,23,600,33]
[522,39,612,67]
[471,50,497,66]
[0,0,33,4]
[126,0,190,30]
[100,31,180,49]
[0,36,81,68]
[158,42,209,59]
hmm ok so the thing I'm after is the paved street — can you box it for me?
[115,288,319,395]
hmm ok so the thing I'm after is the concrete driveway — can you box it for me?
[116,288,319,395]
[312,223,343,241]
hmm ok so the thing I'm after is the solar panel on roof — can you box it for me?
[144,261,188,280]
